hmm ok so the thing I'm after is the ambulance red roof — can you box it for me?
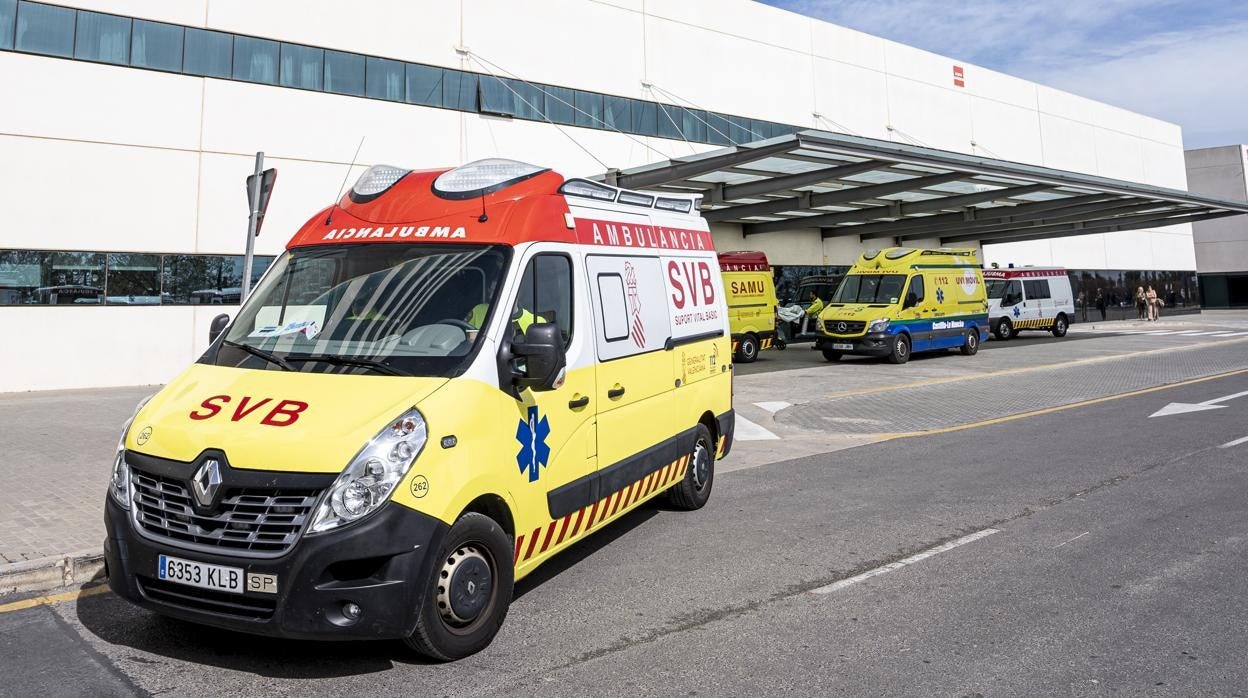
[717,250,769,271]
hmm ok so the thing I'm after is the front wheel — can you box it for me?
[1051,314,1069,337]
[960,329,979,356]
[735,334,759,363]
[668,424,715,510]
[404,513,514,661]
[994,318,1013,341]
[887,334,911,365]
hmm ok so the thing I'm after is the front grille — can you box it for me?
[824,320,866,335]
[132,469,320,556]
[138,576,276,619]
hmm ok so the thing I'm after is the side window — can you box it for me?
[1023,279,1051,300]
[514,254,572,346]
[586,255,671,361]
[596,274,629,341]
[907,275,925,306]
[1004,280,1022,304]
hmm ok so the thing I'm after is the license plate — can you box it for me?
[832,343,853,350]
[158,554,244,594]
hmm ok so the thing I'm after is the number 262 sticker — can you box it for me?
[409,475,429,498]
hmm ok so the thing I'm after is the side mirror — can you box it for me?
[209,313,230,344]
[511,323,566,392]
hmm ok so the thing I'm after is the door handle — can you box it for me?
[568,395,589,409]
[607,386,626,399]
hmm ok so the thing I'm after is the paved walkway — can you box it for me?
[2,312,1246,573]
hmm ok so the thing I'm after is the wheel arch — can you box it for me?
[457,493,515,538]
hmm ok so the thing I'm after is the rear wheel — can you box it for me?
[668,424,714,510]
[960,329,979,356]
[1051,314,1069,337]
[994,318,1013,341]
[821,349,842,362]
[404,513,513,661]
[887,334,911,365]
[735,334,759,363]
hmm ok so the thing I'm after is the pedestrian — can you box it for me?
[1135,286,1147,320]
[1094,290,1107,321]
[1145,285,1160,321]
[1078,292,1088,322]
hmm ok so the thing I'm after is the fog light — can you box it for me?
[342,602,362,622]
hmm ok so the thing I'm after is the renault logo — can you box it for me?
[837,322,848,333]
[192,459,222,508]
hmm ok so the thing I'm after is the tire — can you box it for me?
[887,333,911,365]
[668,424,715,510]
[960,329,979,356]
[994,318,1013,341]
[735,334,759,363]
[821,349,842,362]
[404,512,514,661]
[1051,314,1069,338]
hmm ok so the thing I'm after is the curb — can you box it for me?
[0,549,106,597]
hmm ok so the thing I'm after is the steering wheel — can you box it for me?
[435,319,477,331]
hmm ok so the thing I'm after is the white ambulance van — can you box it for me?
[104,159,734,660]
[985,267,1075,340]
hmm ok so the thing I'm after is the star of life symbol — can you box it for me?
[515,405,551,483]
[935,288,945,303]
[1013,305,1022,318]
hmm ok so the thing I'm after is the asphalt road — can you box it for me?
[4,371,1248,696]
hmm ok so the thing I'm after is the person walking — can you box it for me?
[1145,285,1160,321]
[1135,286,1147,320]
[1094,290,1107,321]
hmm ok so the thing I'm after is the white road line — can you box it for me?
[734,414,780,441]
[1220,435,1248,449]
[1146,330,1186,335]
[1211,332,1239,337]
[809,528,999,595]
[754,401,792,414]
[1053,531,1089,549]
[1174,330,1213,335]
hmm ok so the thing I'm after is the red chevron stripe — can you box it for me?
[586,500,602,530]
[612,485,632,515]
[640,471,656,498]
[524,526,540,560]
[539,520,558,553]
[568,507,587,539]
[596,493,615,525]
[514,535,524,564]
[555,514,572,546]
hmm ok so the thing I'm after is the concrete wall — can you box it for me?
[1185,145,1248,274]
[0,0,1194,391]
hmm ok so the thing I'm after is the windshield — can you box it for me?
[832,274,907,304]
[987,279,1019,300]
[216,244,510,377]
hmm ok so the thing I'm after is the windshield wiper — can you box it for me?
[223,340,294,371]
[284,354,412,377]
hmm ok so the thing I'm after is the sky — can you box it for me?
[758,0,1248,148]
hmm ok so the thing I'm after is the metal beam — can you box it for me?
[739,172,968,233]
[837,194,1120,240]
[784,183,1055,228]
[716,160,884,203]
[939,209,1229,245]
[940,211,1239,246]
[609,139,797,190]
[898,200,1177,242]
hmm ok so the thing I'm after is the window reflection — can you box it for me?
[279,42,322,90]
[324,49,364,96]
[131,19,182,71]
[14,0,74,57]
[0,0,15,51]
[74,10,130,65]
[183,27,231,78]
[233,35,278,84]
[366,56,403,100]
[106,253,160,304]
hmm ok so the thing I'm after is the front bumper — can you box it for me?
[105,495,448,640]
[814,332,893,357]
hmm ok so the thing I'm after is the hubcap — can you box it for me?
[969,334,977,349]
[897,338,907,357]
[692,441,711,491]
[437,545,493,626]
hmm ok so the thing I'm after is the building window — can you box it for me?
[74,10,130,65]
[1,0,18,51]
[443,69,477,111]
[574,91,603,129]
[105,253,160,304]
[603,95,630,131]
[279,42,322,90]
[324,49,364,96]
[131,19,182,72]
[183,27,232,78]
[544,85,575,124]
[478,75,513,116]
[14,1,74,58]
[233,35,278,84]
[365,56,403,101]
[405,62,443,107]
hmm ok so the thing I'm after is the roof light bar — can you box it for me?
[350,164,412,203]
[560,179,617,202]
[433,158,549,200]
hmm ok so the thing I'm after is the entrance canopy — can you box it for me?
[597,129,1248,246]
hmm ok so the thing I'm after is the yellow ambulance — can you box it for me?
[718,251,779,362]
[815,247,989,364]
[104,160,734,660]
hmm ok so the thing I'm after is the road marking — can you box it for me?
[1146,330,1186,335]
[734,415,780,441]
[1149,389,1248,418]
[1053,531,1089,549]
[1220,435,1248,449]
[753,401,792,414]
[884,368,1248,439]
[1211,332,1239,337]
[809,529,999,595]
[820,335,1248,401]
[0,584,111,614]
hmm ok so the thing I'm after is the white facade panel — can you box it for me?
[58,0,207,27]
[884,76,972,152]
[969,97,1043,165]
[809,22,887,72]
[812,58,890,140]
[1037,114,1098,175]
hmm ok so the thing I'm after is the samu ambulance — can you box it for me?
[814,247,989,364]
[718,251,779,363]
[984,267,1075,340]
[104,159,734,661]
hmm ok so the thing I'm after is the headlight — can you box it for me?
[309,408,427,533]
[110,395,152,510]
[868,318,890,332]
